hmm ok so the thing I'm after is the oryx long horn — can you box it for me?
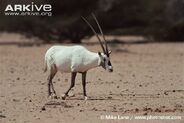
[81,16,106,54]
[91,13,109,56]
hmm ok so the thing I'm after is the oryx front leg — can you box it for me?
[82,72,88,100]
[62,72,77,100]
[47,65,57,99]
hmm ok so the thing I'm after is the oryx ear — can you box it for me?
[108,50,112,54]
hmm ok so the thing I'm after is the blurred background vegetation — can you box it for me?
[0,0,184,43]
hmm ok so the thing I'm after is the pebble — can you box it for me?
[41,106,46,111]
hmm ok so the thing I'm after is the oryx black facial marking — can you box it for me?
[98,52,113,72]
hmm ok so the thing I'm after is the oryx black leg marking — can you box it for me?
[51,80,56,95]
[47,75,52,96]
[82,72,87,97]
[64,72,77,96]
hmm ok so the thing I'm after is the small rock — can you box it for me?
[12,99,19,102]
[132,74,135,77]
[161,106,166,108]
[155,108,161,112]
[16,77,20,80]
[117,86,120,88]
[135,108,139,112]
[107,96,112,99]
[124,81,128,84]
[164,92,168,95]
[92,108,98,111]
[0,115,6,118]
[143,108,147,111]
[10,70,14,73]
[41,106,46,111]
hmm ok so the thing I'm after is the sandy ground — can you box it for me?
[0,33,184,123]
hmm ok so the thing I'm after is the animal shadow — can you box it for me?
[44,101,73,108]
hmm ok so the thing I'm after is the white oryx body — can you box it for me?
[45,45,100,73]
[44,13,113,100]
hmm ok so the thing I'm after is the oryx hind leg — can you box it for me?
[47,64,57,99]
[82,72,88,100]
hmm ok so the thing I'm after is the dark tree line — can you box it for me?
[0,0,184,42]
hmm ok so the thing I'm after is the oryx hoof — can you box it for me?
[48,93,58,99]
[52,93,58,99]
[52,95,58,99]
[48,95,52,99]
[84,96,88,100]
[61,94,67,100]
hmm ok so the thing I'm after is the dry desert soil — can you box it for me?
[0,34,184,123]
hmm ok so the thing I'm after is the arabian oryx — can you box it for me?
[44,14,113,100]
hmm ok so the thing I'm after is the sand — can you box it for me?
[0,34,184,123]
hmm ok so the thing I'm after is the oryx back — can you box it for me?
[45,45,99,73]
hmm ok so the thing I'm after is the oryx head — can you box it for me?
[82,13,113,72]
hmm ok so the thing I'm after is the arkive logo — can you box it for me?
[4,2,52,16]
